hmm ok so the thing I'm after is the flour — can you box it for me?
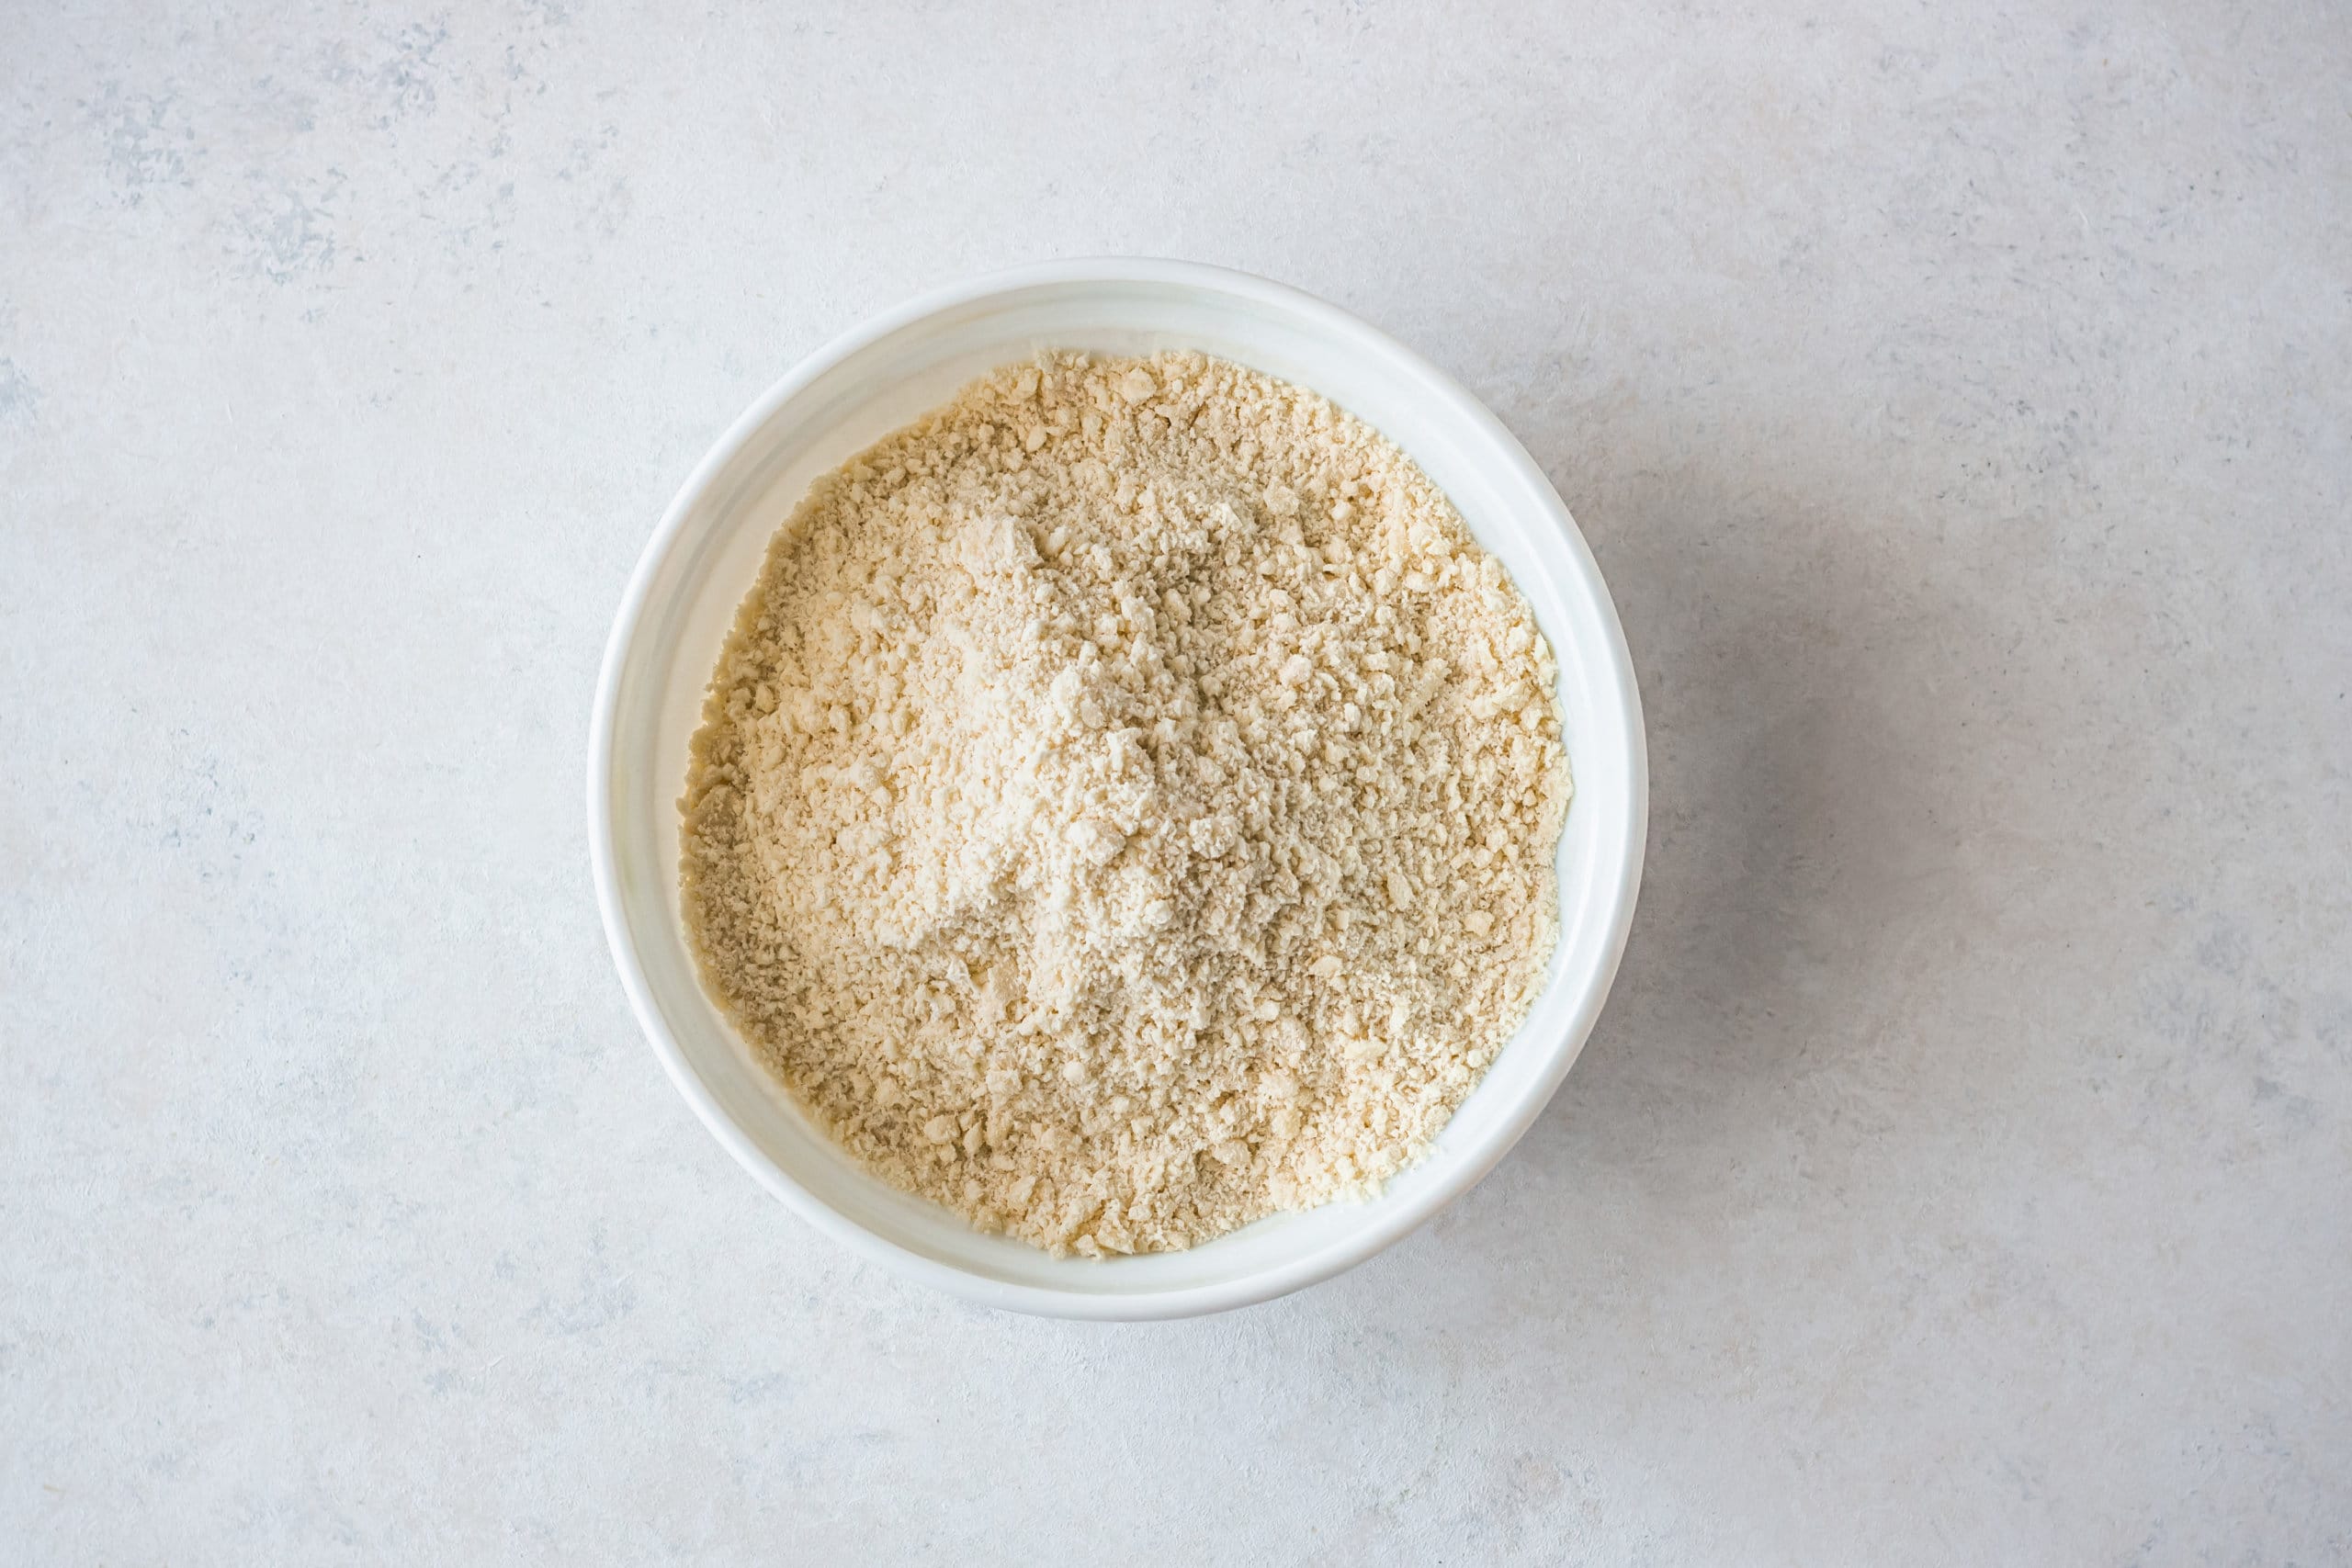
[681,350,1571,1255]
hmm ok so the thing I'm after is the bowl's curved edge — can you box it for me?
[586,257,1648,1320]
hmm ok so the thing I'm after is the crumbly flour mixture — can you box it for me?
[681,351,1570,1255]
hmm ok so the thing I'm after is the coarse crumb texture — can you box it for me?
[680,351,1571,1256]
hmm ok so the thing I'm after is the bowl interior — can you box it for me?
[596,270,1644,1315]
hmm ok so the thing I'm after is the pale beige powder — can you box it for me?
[681,350,1570,1256]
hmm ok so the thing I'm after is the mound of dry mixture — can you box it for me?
[681,350,1570,1255]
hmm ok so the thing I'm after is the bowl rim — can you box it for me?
[588,256,1647,1318]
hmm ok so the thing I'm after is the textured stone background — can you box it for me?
[4,1,2347,1562]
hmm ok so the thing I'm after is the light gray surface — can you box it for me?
[4,0,2347,1561]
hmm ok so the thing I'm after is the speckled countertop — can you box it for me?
[4,2,2347,1562]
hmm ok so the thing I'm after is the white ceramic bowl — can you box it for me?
[589,259,1645,1319]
